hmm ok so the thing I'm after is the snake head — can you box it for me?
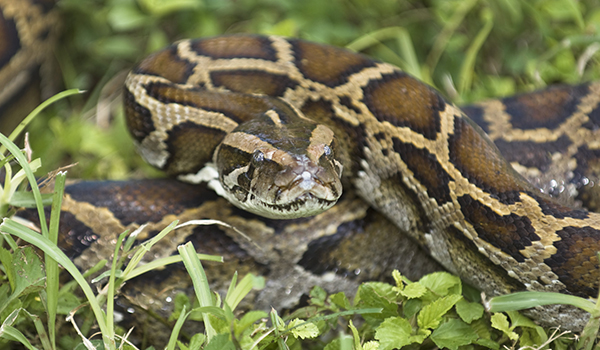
[215,105,343,219]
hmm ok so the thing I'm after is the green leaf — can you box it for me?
[357,282,398,323]
[399,282,427,299]
[0,247,14,291]
[189,333,205,350]
[430,319,479,350]
[506,310,539,329]
[330,292,352,310]
[287,319,319,339]
[455,299,484,323]
[403,298,422,318]
[417,294,462,330]
[375,317,413,350]
[363,341,380,350]
[203,333,235,350]
[419,272,462,296]
[235,310,268,338]
[324,338,341,350]
[0,247,47,316]
[490,313,519,341]
[310,286,328,306]
[476,338,500,350]
[56,292,82,315]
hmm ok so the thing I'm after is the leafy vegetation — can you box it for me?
[1,0,600,349]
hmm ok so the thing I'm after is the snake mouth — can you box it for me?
[256,193,338,219]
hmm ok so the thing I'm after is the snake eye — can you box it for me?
[252,150,264,163]
[323,145,332,156]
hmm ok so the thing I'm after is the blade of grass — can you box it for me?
[457,8,494,98]
[224,273,264,312]
[425,0,478,75]
[346,27,423,81]
[106,230,129,346]
[124,253,223,281]
[166,304,189,350]
[178,241,217,340]
[487,291,596,314]
[46,171,67,350]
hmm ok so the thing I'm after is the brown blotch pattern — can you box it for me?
[545,226,600,297]
[123,88,155,142]
[164,121,226,175]
[290,39,375,87]
[191,35,277,61]
[457,195,539,263]
[449,117,529,200]
[362,72,444,140]
[134,47,194,84]
[392,138,452,204]
[493,135,572,171]
[145,81,278,124]
[210,70,298,96]
[533,194,589,220]
[505,84,589,130]
[461,104,488,133]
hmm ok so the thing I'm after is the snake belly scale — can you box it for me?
[122,35,600,329]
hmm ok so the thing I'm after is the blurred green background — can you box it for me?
[28,0,600,179]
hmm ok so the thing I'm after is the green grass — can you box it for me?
[1,0,600,349]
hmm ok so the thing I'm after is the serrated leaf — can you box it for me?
[287,319,319,339]
[455,299,484,323]
[430,319,479,350]
[375,317,413,350]
[490,313,518,341]
[419,272,461,296]
[417,294,462,330]
[411,328,430,343]
[400,282,427,299]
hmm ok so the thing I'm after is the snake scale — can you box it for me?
[3,0,600,337]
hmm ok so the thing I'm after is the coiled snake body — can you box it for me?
[123,34,600,330]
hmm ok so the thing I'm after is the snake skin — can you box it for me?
[122,35,600,331]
